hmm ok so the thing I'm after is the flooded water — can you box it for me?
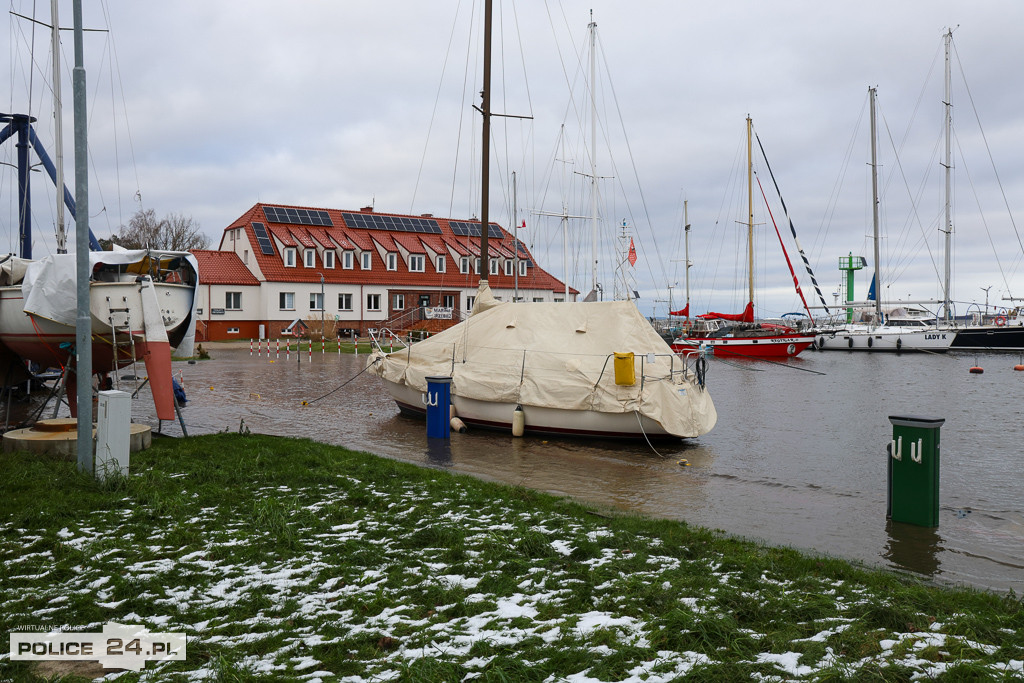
[123,344,1023,592]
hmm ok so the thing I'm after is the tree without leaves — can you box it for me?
[113,208,210,251]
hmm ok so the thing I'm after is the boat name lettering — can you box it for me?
[924,333,947,340]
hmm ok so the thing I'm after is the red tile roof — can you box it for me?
[190,250,261,286]
[219,202,575,294]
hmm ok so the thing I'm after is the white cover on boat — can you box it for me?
[371,285,717,438]
[0,255,31,285]
[20,250,199,355]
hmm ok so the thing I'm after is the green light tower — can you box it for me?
[838,253,867,323]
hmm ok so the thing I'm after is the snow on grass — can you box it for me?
[2,439,1021,681]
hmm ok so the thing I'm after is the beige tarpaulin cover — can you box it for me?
[370,284,717,437]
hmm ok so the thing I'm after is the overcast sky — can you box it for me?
[4,1,1024,319]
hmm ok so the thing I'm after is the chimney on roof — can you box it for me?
[421,213,433,218]
[360,206,373,213]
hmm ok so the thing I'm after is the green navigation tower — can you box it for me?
[839,253,867,323]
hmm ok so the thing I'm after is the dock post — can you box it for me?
[425,376,452,439]
[887,415,945,527]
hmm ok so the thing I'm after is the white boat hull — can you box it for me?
[0,281,195,370]
[381,377,678,439]
[815,327,953,352]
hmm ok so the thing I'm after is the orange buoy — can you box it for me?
[1014,364,1024,371]
[969,366,984,374]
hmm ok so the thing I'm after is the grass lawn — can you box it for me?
[1,433,1022,681]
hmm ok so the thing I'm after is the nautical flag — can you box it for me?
[627,238,637,266]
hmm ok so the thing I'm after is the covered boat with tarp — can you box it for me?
[370,284,716,439]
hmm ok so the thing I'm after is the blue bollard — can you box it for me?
[425,376,452,439]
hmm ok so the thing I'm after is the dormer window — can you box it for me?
[304,249,315,268]
[361,252,372,270]
[460,257,469,274]
[409,254,425,272]
[519,260,528,276]
[489,258,499,275]
[343,251,354,269]
[386,253,398,271]
[436,255,446,273]
[284,247,297,267]
[323,250,336,269]
[504,259,513,276]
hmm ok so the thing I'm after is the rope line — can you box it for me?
[304,357,381,406]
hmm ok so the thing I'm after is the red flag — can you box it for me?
[627,238,637,266]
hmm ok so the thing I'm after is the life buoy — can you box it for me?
[787,343,797,355]
[996,316,1007,327]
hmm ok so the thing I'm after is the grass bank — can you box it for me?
[1,434,1022,681]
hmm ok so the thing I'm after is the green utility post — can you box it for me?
[887,415,945,527]
[838,253,866,323]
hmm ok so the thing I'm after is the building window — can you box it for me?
[443,294,455,308]
[490,258,499,275]
[409,254,425,272]
[343,251,354,269]
[279,292,295,310]
[225,292,242,310]
[284,248,297,268]
[338,293,353,311]
[504,260,513,276]
[460,256,469,274]
[467,295,476,311]
[474,258,481,274]
[310,292,324,311]
[436,255,446,273]
[533,297,544,302]
[555,297,564,303]
[304,249,315,268]
[324,250,335,269]
[393,294,405,310]
[386,253,397,271]
[367,293,381,311]
[227,327,239,334]
[361,252,372,270]
[519,260,528,276]
[418,294,431,308]
[243,249,248,264]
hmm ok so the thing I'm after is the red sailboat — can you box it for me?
[671,117,817,359]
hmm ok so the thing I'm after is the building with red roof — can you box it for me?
[192,202,575,341]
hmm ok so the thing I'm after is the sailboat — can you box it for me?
[369,3,716,439]
[670,117,818,359]
[0,6,199,421]
[816,87,953,353]
[932,29,1024,351]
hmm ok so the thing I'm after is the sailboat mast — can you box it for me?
[746,116,754,306]
[51,0,66,253]
[869,86,883,324]
[589,13,598,297]
[941,28,953,322]
[478,0,492,288]
[684,199,691,316]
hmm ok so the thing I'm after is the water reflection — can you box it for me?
[112,346,1024,592]
[884,519,942,577]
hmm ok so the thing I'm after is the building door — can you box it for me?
[418,294,431,308]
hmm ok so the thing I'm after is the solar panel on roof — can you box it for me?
[262,206,334,227]
[251,222,275,255]
[340,212,441,235]
[449,221,504,240]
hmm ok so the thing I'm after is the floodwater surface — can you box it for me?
[125,344,1023,592]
